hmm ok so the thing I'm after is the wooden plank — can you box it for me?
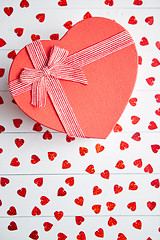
[0,132,160,174]
[1,0,160,9]
[0,216,160,240]
[0,174,160,217]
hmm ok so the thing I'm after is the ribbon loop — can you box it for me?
[48,46,69,66]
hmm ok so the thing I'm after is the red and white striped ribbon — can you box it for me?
[9,30,134,138]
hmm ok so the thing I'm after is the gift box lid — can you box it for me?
[8,17,138,139]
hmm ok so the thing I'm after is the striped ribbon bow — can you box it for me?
[9,30,134,138]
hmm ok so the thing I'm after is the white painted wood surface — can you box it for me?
[0,0,160,239]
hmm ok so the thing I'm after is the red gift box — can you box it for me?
[9,17,138,138]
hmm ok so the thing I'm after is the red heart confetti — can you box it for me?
[43,222,53,232]
[13,119,23,128]
[144,164,153,173]
[34,177,43,187]
[75,216,85,225]
[1,177,10,187]
[151,58,160,67]
[0,125,5,133]
[140,37,149,46]
[0,38,6,47]
[79,147,88,156]
[115,160,125,169]
[131,116,140,124]
[146,77,155,86]
[129,181,138,190]
[31,155,40,164]
[129,97,137,106]
[15,138,24,148]
[0,148,3,154]
[114,184,123,194]
[133,220,142,230]
[33,122,42,131]
[92,204,101,214]
[83,12,92,19]
[95,228,104,238]
[96,143,105,153]
[100,170,110,179]
[0,68,5,78]
[106,202,116,211]
[63,21,72,30]
[127,202,136,211]
[58,232,67,240]
[117,233,127,240]
[62,160,71,169]
[48,152,57,160]
[8,221,18,231]
[4,7,13,16]
[133,158,142,168]
[20,0,29,8]
[148,121,158,130]
[66,135,75,142]
[145,16,154,25]
[8,50,16,60]
[75,196,84,206]
[0,200,2,206]
[104,0,114,6]
[155,108,160,116]
[93,186,102,195]
[151,144,160,153]
[29,230,39,239]
[10,157,20,167]
[113,123,123,132]
[133,0,143,6]
[58,0,67,6]
[131,132,141,141]
[32,206,41,216]
[14,28,24,37]
[0,96,4,105]
[17,187,26,197]
[128,16,137,25]
[151,179,160,188]
[155,41,160,50]
[108,217,117,226]
[31,34,40,41]
[57,187,67,196]
[36,13,45,22]
[138,56,142,65]
[43,130,52,140]
[77,231,86,240]
[65,177,74,186]
[120,141,129,150]
[147,201,156,211]
[85,164,95,174]
[50,34,59,40]
[101,170,110,179]
[40,196,50,205]
[54,211,64,221]
[7,206,17,215]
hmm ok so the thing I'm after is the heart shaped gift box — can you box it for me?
[9,17,138,138]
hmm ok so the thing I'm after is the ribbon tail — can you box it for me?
[46,76,85,138]
[31,77,47,107]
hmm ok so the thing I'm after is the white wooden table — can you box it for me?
[0,0,160,239]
